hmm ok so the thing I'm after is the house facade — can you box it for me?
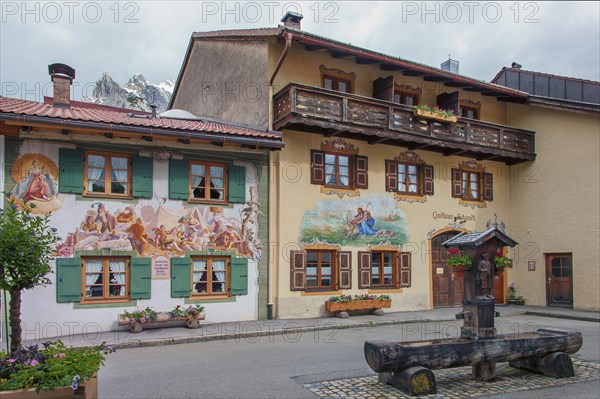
[0,64,283,337]
[170,14,559,318]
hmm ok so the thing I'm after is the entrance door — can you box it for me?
[546,253,573,308]
[431,231,463,307]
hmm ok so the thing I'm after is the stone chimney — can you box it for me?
[281,11,303,29]
[48,63,76,107]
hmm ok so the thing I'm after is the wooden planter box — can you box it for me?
[325,299,392,312]
[413,108,457,123]
[1,377,97,399]
[118,311,206,333]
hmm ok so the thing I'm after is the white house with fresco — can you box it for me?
[0,64,283,337]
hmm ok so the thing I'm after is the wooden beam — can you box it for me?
[424,76,449,82]
[331,51,354,59]
[402,70,426,76]
[408,143,431,150]
[482,92,498,96]
[356,57,379,65]
[324,129,343,137]
[305,44,328,52]
[464,86,484,92]
[444,149,468,157]
[445,82,471,88]
[368,136,390,145]
[380,64,405,71]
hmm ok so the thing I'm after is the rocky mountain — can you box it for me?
[83,73,174,113]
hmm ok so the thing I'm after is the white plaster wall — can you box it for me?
[9,139,262,339]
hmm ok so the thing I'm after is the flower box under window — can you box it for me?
[325,298,392,312]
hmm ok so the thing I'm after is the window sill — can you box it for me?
[320,186,359,198]
[185,296,236,304]
[301,290,342,297]
[459,199,487,209]
[393,192,427,203]
[368,288,402,294]
[188,198,230,206]
[74,300,137,309]
[82,193,133,200]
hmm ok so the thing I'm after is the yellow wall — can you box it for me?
[275,129,512,318]
[268,39,507,125]
[507,103,600,310]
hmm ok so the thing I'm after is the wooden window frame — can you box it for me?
[396,161,421,195]
[306,250,337,291]
[459,100,481,120]
[320,65,355,94]
[81,257,130,304]
[461,170,481,201]
[191,256,230,298]
[324,151,353,189]
[188,160,229,204]
[83,150,132,198]
[393,90,419,106]
[370,251,398,288]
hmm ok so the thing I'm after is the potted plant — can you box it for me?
[325,294,391,312]
[447,248,472,272]
[494,252,512,270]
[507,282,517,304]
[516,296,526,306]
[121,307,158,333]
[0,340,113,398]
[413,104,458,123]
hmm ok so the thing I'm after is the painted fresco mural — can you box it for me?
[54,186,262,263]
[300,194,408,246]
[10,153,64,214]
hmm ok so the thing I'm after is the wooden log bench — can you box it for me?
[325,299,391,318]
[118,311,206,333]
[364,329,583,395]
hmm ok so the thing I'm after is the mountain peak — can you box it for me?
[83,72,173,113]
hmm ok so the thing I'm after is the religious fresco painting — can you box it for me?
[9,153,64,214]
[55,193,262,261]
[300,194,408,246]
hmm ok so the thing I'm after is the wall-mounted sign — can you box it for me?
[436,267,444,275]
[432,211,475,222]
[528,260,536,271]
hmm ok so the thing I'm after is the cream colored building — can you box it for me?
[170,13,599,315]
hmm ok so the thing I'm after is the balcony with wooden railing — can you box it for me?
[273,83,535,164]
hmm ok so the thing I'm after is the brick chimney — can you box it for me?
[48,63,76,107]
[281,11,303,29]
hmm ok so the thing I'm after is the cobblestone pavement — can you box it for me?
[304,359,600,399]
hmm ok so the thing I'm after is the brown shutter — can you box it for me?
[400,252,412,287]
[358,251,372,289]
[483,172,493,201]
[451,168,462,198]
[385,160,398,192]
[290,250,306,291]
[310,150,325,185]
[338,251,352,289]
[437,91,460,115]
[354,156,368,189]
[423,164,434,195]
[372,76,395,101]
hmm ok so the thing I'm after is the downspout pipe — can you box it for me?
[267,31,292,320]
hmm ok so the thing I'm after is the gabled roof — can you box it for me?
[441,227,518,248]
[0,96,284,149]
[170,25,529,109]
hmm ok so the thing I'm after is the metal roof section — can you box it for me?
[441,227,518,248]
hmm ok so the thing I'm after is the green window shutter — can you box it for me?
[130,257,152,299]
[228,164,246,203]
[230,257,248,296]
[58,148,84,194]
[169,159,189,200]
[170,257,191,298]
[56,257,82,303]
[132,156,153,198]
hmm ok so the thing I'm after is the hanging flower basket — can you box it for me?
[446,248,472,270]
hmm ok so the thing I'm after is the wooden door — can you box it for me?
[431,231,463,307]
[546,253,573,308]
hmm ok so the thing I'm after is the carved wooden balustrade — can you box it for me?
[274,83,535,164]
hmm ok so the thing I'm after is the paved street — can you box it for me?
[98,312,599,398]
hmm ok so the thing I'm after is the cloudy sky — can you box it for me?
[1,1,598,101]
